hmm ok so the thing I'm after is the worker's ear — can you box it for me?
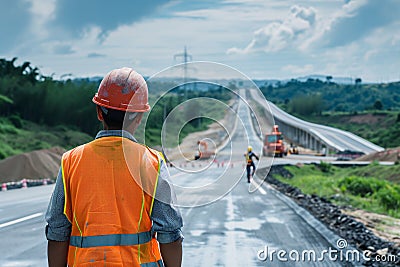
[126,112,144,134]
[96,105,104,121]
[134,112,143,124]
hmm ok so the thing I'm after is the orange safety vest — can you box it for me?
[245,153,252,165]
[61,136,163,267]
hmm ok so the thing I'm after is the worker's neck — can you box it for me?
[103,123,137,135]
[104,126,122,131]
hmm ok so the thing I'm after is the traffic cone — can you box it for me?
[22,179,27,189]
[1,183,7,191]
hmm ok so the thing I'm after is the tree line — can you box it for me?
[261,78,400,115]
[0,58,100,135]
[0,58,233,147]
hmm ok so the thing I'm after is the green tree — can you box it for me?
[289,94,323,116]
[373,100,383,110]
[326,76,333,83]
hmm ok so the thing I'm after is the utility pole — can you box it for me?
[174,46,192,98]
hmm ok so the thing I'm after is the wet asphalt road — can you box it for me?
[0,173,348,267]
[0,95,356,266]
[0,185,52,266]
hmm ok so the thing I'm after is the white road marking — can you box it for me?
[286,225,295,238]
[224,193,237,266]
[170,172,186,178]
[0,213,43,229]
[251,179,267,195]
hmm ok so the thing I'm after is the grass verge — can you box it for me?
[0,116,93,159]
[274,163,400,218]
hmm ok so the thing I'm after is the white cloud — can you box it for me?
[21,0,56,44]
[224,0,400,81]
[229,0,400,54]
[314,0,400,48]
[305,0,400,81]
[227,5,317,54]
[1,0,398,82]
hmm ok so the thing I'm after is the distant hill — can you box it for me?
[122,75,375,90]
[260,79,400,113]
[294,75,355,84]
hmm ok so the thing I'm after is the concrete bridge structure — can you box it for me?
[249,89,384,155]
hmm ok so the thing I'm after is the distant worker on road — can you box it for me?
[45,67,183,267]
[244,146,259,183]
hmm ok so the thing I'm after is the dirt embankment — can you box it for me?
[346,114,386,124]
[0,147,65,183]
[357,147,400,162]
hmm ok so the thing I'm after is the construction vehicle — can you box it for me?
[288,143,299,155]
[263,125,287,157]
[194,140,215,160]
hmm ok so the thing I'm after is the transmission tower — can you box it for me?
[174,46,192,93]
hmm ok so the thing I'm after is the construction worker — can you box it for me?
[45,67,183,267]
[244,146,259,183]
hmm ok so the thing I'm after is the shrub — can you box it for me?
[0,124,18,134]
[8,115,23,128]
[376,186,400,211]
[54,125,69,132]
[338,176,385,197]
[319,161,332,173]
[0,149,7,160]
[0,142,17,159]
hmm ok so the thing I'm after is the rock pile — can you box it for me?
[259,165,400,267]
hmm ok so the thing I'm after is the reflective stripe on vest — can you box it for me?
[246,153,252,164]
[70,231,152,248]
[140,260,165,267]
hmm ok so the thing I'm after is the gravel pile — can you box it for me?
[0,146,64,183]
[259,165,400,267]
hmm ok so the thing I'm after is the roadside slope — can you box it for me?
[0,147,65,182]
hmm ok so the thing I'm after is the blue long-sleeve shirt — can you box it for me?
[45,130,183,244]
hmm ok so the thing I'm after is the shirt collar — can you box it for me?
[95,130,138,143]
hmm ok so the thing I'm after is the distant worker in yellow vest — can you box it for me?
[45,67,183,267]
[244,146,259,183]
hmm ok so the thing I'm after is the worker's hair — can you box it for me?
[100,106,138,129]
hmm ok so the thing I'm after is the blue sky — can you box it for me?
[0,0,399,82]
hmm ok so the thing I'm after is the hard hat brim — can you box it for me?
[92,96,150,113]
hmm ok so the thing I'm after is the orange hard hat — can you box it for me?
[92,67,150,112]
